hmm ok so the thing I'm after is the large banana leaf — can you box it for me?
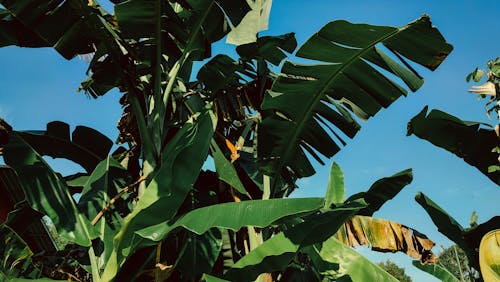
[3,132,92,247]
[479,230,500,282]
[412,261,459,282]
[0,8,47,48]
[102,109,216,281]
[408,107,500,185]
[18,121,113,173]
[258,15,452,191]
[307,236,399,282]
[223,200,366,281]
[336,215,435,262]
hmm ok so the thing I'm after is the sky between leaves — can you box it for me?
[0,1,499,281]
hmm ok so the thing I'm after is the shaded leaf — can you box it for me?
[176,228,223,280]
[19,121,113,173]
[0,225,41,279]
[3,132,92,246]
[211,140,248,195]
[236,33,297,66]
[408,107,499,185]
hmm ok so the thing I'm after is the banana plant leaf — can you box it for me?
[223,200,366,281]
[226,0,272,45]
[258,15,452,192]
[0,9,47,48]
[210,140,248,195]
[0,225,42,280]
[412,261,459,282]
[102,109,216,281]
[175,228,223,281]
[416,192,500,270]
[307,236,399,282]
[18,121,113,173]
[135,197,324,243]
[0,0,106,59]
[479,230,500,281]
[3,132,92,247]
[336,215,435,262]
[236,33,297,66]
[77,156,131,271]
[408,107,500,185]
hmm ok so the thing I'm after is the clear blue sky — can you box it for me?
[1,1,499,281]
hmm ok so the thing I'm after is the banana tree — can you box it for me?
[0,1,453,281]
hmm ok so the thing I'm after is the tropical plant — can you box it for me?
[0,1,453,281]
[408,58,500,281]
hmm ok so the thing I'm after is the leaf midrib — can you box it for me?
[273,25,403,188]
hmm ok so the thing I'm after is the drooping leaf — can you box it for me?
[324,162,344,207]
[309,237,399,282]
[335,215,435,262]
[258,15,452,192]
[102,109,216,281]
[3,132,92,246]
[348,168,413,216]
[479,230,500,282]
[223,200,366,281]
[408,107,500,185]
[412,261,459,282]
[18,121,113,173]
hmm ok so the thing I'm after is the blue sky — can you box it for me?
[1,1,499,281]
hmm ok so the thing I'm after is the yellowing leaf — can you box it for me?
[336,215,436,263]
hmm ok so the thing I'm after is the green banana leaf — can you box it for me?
[323,162,345,207]
[3,132,92,247]
[77,156,131,271]
[0,0,106,59]
[223,200,366,281]
[258,15,452,191]
[408,107,500,185]
[308,237,399,281]
[175,228,223,281]
[479,230,500,281]
[210,140,248,195]
[135,197,324,242]
[236,33,298,66]
[0,225,41,280]
[102,109,216,281]
[18,121,113,173]
[0,8,47,48]
[348,168,413,216]
[412,261,459,282]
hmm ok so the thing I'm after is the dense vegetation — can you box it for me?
[0,1,497,281]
